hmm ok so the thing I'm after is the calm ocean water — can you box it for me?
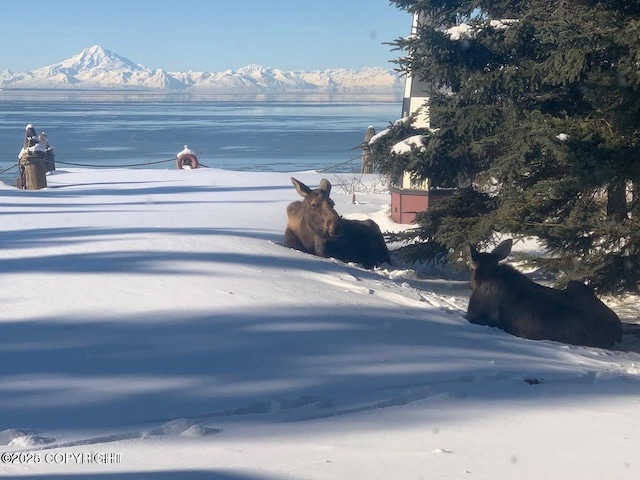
[0,91,401,184]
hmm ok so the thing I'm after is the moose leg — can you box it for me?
[284,228,306,251]
[313,239,329,258]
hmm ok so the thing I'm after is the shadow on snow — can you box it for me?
[0,470,285,480]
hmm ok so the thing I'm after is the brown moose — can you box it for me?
[464,239,622,349]
[284,177,390,269]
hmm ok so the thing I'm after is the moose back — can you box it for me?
[284,177,390,269]
[464,239,622,349]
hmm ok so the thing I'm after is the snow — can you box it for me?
[0,167,639,479]
[391,134,427,154]
[368,117,410,145]
[177,145,196,158]
[446,19,518,41]
[446,24,475,41]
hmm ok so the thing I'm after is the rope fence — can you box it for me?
[0,163,18,175]
[1,155,358,175]
[53,157,182,168]
[1,151,362,182]
[316,154,361,173]
[51,152,362,173]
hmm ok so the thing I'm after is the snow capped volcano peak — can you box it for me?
[56,45,145,73]
[0,45,403,94]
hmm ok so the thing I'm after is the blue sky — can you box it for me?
[0,1,411,72]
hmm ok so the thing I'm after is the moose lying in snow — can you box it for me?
[284,177,390,269]
[464,239,622,349]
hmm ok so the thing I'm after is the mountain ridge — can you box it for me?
[0,45,403,94]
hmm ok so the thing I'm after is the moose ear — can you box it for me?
[291,177,311,198]
[492,239,513,261]
[318,178,332,195]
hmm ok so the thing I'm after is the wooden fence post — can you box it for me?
[20,154,48,190]
[361,126,375,174]
[45,150,56,172]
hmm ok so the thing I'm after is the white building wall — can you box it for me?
[401,12,430,129]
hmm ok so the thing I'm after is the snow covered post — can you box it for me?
[361,126,375,174]
[44,149,56,172]
[39,131,56,172]
[20,156,47,190]
[18,124,48,189]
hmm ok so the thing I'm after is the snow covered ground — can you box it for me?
[0,168,639,479]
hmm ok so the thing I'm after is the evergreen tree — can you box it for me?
[372,0,640,293]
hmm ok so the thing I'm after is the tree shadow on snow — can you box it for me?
[0,226,284,264]
[0,219,639,452]
[0,471,285,480]
[0,300,639,436]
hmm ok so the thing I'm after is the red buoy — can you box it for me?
[176,145,199,169]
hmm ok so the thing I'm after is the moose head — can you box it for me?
[289,177,344,242]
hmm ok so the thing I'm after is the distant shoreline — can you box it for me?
[0,89,402,103]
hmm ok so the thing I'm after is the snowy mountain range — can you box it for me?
[0,45,403,94]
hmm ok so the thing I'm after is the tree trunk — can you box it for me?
[606,180,627,221]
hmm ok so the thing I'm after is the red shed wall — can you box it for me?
[391,187,456,224]
[391,187,429,224]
